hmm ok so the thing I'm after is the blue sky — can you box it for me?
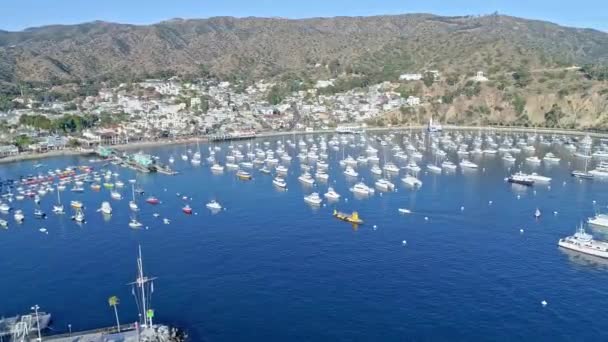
[1,0,607,32]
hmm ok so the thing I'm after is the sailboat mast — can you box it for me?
[137,245,148,326]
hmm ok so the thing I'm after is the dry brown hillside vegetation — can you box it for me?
[1,13,608,129]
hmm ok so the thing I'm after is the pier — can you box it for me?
[43,324,184,342]
[95,147,177,175]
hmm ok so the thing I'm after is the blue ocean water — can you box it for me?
[1,132,608,341]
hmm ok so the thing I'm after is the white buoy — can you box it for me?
[517,195,521,199]
[554,211,558,215]
[460,206,465,211]
[533,190,536,195]
[548,185,551,190]
[424,216,429,221]
[520,229,524,233]
[402,240,407,245]
[373,225,378,229]
[541,300,548,307]
[593,200,597,204]
[489,200,493,205]
[345,198,348,202]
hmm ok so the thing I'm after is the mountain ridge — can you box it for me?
[1,13,608,86]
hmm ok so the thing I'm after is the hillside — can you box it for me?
[2,14,608,130]
[1,14,608,85]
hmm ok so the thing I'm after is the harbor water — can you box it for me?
[1,131,608,341]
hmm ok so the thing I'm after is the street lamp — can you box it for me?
[30,305,41,341]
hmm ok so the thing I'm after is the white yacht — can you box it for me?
[298,173,316,186]
[375,179,395,191]
[502,153,516,163]
[315,170,329,182]
[441,161,458,171]
[404,162,421,173]
[525,156,541,164]
[427,164,442,173]
[371,165,383,175]
[304,192,323,206]
[459,160,478,169]
[211,164,225,173]
[588,214,608,228]
[206,200,222,210]
[98,201,112,215]
[383,163,400,173]
[402,175,423,187]
[111,191,122,200]
[343,166,359,178]
[226,162,239,170]
[272,176,287,189]
[351,182,374,196]
[324,187,341,201]
[0,219,7,228]
[543,153,561,163]
[590,161,608,177]
[129,218,143,229]
[276,165,289,174]
[0,202,10,212]
[528,172,552,183]
[558,224,608,258]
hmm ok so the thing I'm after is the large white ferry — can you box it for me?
[558,224,608,258]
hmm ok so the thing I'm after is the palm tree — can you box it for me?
[108,296,121,332]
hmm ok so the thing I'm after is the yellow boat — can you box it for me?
[236,170,252,180]
[333,210,363,224]
[103,182,114,189]
[91,183,101,191]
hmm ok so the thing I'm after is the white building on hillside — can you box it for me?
[399,73,423,81]
[472,71,489,82]
[406,96,421,106]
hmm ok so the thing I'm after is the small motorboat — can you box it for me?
[111,191,122,200]
[98,201,112,215]
[129,219,143,229]
[182,205,193,214]
[272,176,287,189]
[34,208,46,219]
[398,208,412,214]
[70,200,83,209]
[72,209,85,223]
[13,210,24,222]
[534,208,541,218]
[206,200,222,210]
[236,170,252,180]
[146,196,160,205]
